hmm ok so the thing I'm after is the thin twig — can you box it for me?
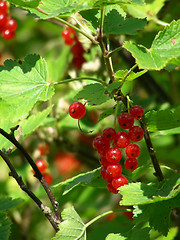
[0,127,61,221]
[54,77,108,86]
[0,150,59,232]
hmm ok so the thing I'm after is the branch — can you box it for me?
[0,127,61,221]
[0,150,59,232]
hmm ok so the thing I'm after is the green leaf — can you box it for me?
[53,168,105,195]
[0,196,23,211]
[52,206,86,240]
[74,83,110,106]
[115,69,147,81]
[123,20,180,70]
[164,57,180,71]
[106,233,127,240]
[146,106,180,132]
[155,227,178,240]
[0,212,11,240]
[0,54,54,122]
[98,105,117,121]
[8,0,40,8]
[104,13,147,35]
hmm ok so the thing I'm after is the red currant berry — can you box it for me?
[93,135,110,153]
[118,112,134,129]
[107,163,122,178]
[0,13,7,27]
[35,159,48,174]
[107,181,118,194]
[106,147,122,164]
[102,128,116,141]
[112,175,128,189]
[69,102,86,119]
[126,144,140,158]
[72,55,86,70]
[99,153,108,167]
[38,143,50,156]
[114,131,130,148]
[5,19,17,32]
[0,1,8,14]
[130,105,144,119]
[129,126,144,142]
[100,166,112,181]
[124,158,138,171]
[43,173,53,185]
[71,41,84,57]
[62,27,76,46]
[2,29,15,40]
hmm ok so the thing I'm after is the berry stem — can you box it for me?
[0,150,59,232]
[54,77,108,87]
[0,127,61,221]
[105,46,123,58]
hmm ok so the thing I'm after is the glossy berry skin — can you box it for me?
[72,55,86,70]
[71,41,84,57]
[69,102,86,119]
[35,159,48,174]
[2,29,15,40]
[99,153,108,167]
[106,147,122,164]
[43,173,53,185]
[93,135,110,153]
[112,175,128,189]
[100,166,112,181]
[129,126,144,142]
[118,112,134,129]
[0,13,7,27]
[126,144,140,158]
[124,158,138,171]
[106,163,122,178]
[5,19,17,32]
[114,131,130,148]
[102,128,116,141]
[0,1,8,14]
[130,105,144,119]
[107,181,118,194]
[62,27,76,46]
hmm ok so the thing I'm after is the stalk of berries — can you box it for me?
[61,27,86,70]
[0,1,17,40]
[93,105,144,194]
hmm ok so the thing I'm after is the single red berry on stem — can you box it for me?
[43,173,53,185]
[35,159,48,174]
[124,158,138,171]
[102,127,116,141]
[93,135,110,153]
[5,19,17,32]
[107,181,118,194]
[130,105,144,119]
[126,144,140,158]
[62,27,76,46]
[100,166,112,181]
[118,112,134,129]
[112,175,128,189]
[106,147,122,164]
[129,126,144,142]
[69,102,86,119]
[106,163,122,178]
[114,131,130,148]
[0,1,8,14]
[71,41,84,57]
[2,29,15,40]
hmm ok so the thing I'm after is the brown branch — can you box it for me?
[0,127,61,221]
[0,150,59,232]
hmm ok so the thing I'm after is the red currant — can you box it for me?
[62,27,76,46]
[118,112,134,129]
[0,1,8,14]
[107,181,118,194]
[112,175,128,189]
[38,143,50,155]
[35,159,48,174]
[102,128,116,141]
[100,166,112,181]
[106,147,122,164]
[124,158,138,171]
[129,126,144,142]
[0,13,7,27]
[130,105,144,119]
[93,135,110,153]
[2,29,15,40]
[71,41,84,57]
[114,131,130,148]
[72,55,86,70]
[5,19,17,32]
[126,144,140,158]
[69,102,86,119]
[106,163,122,178]
[43,173,53,185]
[99,153,108,167]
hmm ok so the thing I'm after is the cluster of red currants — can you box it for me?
[93,105,144,194]
[61,27,86,70]
[0,1,17,40]
[33,143,53,185]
